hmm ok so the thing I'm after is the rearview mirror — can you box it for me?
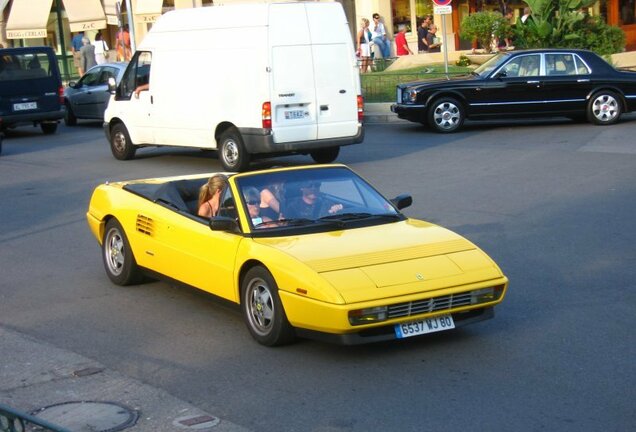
[209,216,239,233]
[390,194,412,210]
[107,76,117,94]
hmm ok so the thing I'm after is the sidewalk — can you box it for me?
[365,102,402,123]
[0,326,250,432]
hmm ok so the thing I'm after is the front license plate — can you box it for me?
[394,314,455,339]
[284,110,305,120]
[13,102,37,111]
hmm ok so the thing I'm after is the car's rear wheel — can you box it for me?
[110,123,136,160]
[310,146,340,164]
[102,218,142,286]
[241,266,295,346]
[64,102,77,126]
[588,91,622,125]
[219,128,250,172]
[428,97,464,133]
[40,122,58,135]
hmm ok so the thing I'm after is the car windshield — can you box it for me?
[235,167,402,233]
[473,52,511,77]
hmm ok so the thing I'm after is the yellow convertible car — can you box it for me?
[87,164,508,346]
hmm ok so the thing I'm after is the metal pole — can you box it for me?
[442,13,448,74]
[54,0,70,80]
[125,0,136,53]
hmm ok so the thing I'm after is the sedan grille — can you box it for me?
[387,292,474,319]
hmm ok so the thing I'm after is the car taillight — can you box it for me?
[357,95,364,122]
[58,85,64,105]
[262,102,272,129]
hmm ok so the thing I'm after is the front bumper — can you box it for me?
[238,125,364,155]
[390,103,427,123]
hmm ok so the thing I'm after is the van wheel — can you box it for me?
[219,128,250,172]
[110,123,136,160]
[310,146,340,164]
[64,103,77,126]
[41,122,58,135]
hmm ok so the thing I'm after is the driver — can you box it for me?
[285,181,343,219]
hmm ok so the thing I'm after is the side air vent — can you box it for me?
[136,215,154,236]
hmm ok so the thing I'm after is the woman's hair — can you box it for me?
[242,186,261,205]
[95,32,103,41]
[198,174,228,207]
[361,18,369,27]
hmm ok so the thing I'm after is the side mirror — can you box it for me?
[209,216,239,233]
[107,76,117,94]
[68,81,77,88]
[495,70,507,78]
[390,194,412,210]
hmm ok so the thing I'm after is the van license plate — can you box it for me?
[13,102,37,111]
[284,110,305,120]
[394,314,455,338]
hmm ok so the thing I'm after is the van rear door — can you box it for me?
[306,3,360,140]
[268,3,317,143]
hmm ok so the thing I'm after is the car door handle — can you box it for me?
[320,105,329,111]
[577,79,590,83]
[527,80,540,84]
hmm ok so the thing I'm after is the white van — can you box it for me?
[104,2,364,171]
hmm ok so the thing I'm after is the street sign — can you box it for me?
[432,0,452,6]
[434,5,453,15]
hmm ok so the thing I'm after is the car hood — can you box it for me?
[255,219,504,303]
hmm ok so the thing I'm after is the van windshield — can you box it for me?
[0,52,52,81]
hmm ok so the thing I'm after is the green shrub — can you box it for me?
[456,55,472,67]
[461,11,511,53]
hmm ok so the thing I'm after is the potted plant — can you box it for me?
[460,11,510,58]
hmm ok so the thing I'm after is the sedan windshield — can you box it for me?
[474,52,511,77]
[235,167,402,233]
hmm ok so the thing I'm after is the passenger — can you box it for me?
[286,181,343,219]
[259,180,284,221]
[244,186,272,227]
[198,174,228,218]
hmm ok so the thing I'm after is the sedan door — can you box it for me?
[539,53,594,115]
[67,67,104,118]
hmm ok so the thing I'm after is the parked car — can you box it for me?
[391,49,636,133]
[87,164,508,346]
[64,62,127,126]
[0,46,64,135]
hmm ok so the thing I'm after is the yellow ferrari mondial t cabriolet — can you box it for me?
[87,164,508,346]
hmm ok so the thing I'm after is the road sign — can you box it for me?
[434,5,452,15]
[432,0,452,6]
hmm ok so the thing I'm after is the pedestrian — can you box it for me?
[94,32,109,65]
[356,18,372,73]
[371,13,391,59]
[70,31,85,76]
[116,25,132,61]
[80,37,97,74]
[417,16,432,53]
[426,25,442,53]
[395,25,413,56]
[521,7,532,24]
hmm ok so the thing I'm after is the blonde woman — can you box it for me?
[198,174,228,217]
[357,18,372,73]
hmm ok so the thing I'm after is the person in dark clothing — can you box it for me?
[417,16,432,53]
[285,182,343,220]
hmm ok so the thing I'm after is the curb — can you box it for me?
[365,102,404,124]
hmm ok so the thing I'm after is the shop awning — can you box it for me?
[134,0,163,21]
[102,0,121,26]
[0,0,10,15]
[6,0,54,39]
[62,0,107,32]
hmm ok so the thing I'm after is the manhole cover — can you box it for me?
[32,401,138,432]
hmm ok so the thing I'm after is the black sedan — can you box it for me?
[64,62,127,126]
[391,49,636,133]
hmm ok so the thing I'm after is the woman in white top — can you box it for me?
[94,32,109,65]
[357,18,372,73]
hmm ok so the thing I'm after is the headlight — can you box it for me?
[348,306,388,325]
[470,286,503,304]
[402,89,417,104]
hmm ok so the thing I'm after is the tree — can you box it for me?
[460,11,511,53]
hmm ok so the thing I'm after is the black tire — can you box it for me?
[218,128,250,172]
[428,97,465,133]
[64,102,77,126]
[102,218,143,286]
[40,122,58,135]
[310,146,340,164]
[110,123,136,160]
[241,266,295,346]
[587,90,622,125]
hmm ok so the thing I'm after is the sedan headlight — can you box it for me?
[349,306,388,325]
[402,89,417,104]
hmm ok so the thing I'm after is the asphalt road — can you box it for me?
[1,116,635,432]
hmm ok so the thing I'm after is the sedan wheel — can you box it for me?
[241,266,295,346]
[428,97,464,133]
[588,91,622,125]
[102,219,142,286]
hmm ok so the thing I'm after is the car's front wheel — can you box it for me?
[219,128,250,172]
[428,97,464,133]
[310,146,340,164]
[110,123,136,160]
[102,218,142,286]
[241,266,295,346]
[40,122,58,134]
[588,91,622,125]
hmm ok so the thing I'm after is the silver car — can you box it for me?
[64,62,127,126]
